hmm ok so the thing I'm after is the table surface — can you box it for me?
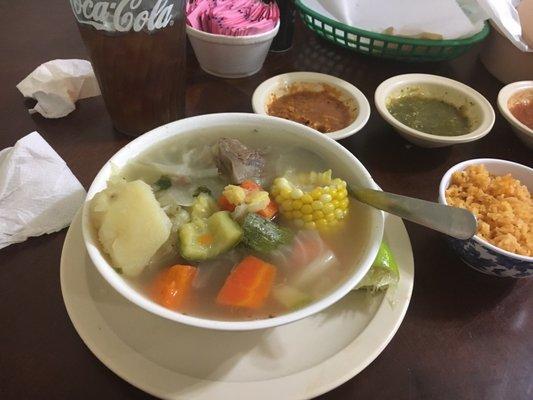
[1,1,532,399]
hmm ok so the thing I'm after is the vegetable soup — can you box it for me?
[90,130,373,321]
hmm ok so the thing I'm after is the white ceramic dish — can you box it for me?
[480,22,533,84]
[374,74,495,148]
[82,113,384,331]
[186,22,279,78]
[497,81,533,150]
[439,158,533,278]
[62,210,414,400]
[252,72,371,140]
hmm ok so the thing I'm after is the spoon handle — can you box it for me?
[351,187,477,240]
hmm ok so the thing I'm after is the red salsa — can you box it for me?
[509,89,533,130]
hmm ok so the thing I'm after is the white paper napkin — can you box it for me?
[17,59,101,119]
[0,132,86,250]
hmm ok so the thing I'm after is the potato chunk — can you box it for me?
[91,180,171,276]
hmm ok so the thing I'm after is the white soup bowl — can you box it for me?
[82,113,384,330]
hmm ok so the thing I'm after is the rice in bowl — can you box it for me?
[445,164,532,257]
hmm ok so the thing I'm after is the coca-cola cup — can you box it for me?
[69,0,186,136]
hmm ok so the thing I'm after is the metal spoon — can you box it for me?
[350,186,477,240]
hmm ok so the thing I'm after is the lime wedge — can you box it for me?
[356,241,400,291]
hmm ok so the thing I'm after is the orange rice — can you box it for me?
[445,164,532,257]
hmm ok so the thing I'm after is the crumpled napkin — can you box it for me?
[0,132,86,250]
[17,59,101,119]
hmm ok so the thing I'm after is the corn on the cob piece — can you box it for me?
[270,170,349,230]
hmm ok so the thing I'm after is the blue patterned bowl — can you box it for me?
[439,159,533,278]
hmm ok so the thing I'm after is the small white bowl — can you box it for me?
[82,113,384,331]
[497,81,533,150]
[252,72,371,140]
[186,22,279,79]
[375,74,495,148]
[480,22,533,84]
[438,158,533,278]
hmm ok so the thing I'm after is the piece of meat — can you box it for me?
[216,138,265,184]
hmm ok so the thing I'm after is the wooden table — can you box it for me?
[1,1,531,399]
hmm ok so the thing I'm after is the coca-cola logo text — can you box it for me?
[69,0,176,32]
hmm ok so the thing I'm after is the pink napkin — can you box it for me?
[187,0,280,36]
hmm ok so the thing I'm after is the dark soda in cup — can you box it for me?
[69,0,187,136]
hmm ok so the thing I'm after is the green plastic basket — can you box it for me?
[295,0,490,62]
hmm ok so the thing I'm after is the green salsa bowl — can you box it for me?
[374,74,495,148]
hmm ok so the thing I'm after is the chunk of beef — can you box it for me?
[216,138,265,184]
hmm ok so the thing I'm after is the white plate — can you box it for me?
[61,211,414,400]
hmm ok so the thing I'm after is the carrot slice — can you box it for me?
[218,194,236,211]
[240,180,261,191]
[216,256,276,309]
[258,200,278,219]
[151,265,197,310]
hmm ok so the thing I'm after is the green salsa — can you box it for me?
[387,95,471,136]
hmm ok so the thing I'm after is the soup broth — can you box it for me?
[91,128,372,321]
